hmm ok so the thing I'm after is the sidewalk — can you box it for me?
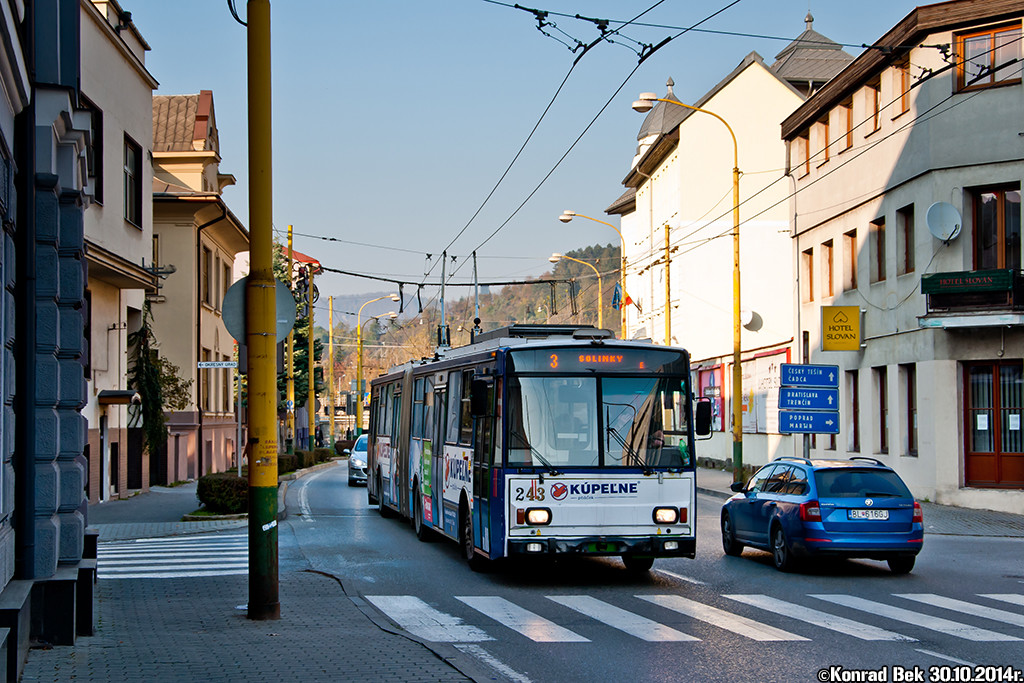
[23,463,472,683]
[696,466,1024,537]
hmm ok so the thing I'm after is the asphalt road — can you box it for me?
[282,464,1024,683]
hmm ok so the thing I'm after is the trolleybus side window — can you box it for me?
[446,371,462,444]
[412,378,425,439]
[459,370,475,446]
[390,383,402,443]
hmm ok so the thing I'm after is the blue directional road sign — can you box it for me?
[779,387,839,411]
[779,411,840,434]
[780,363,839,388]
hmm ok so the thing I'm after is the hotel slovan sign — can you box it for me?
[821,305,860,351]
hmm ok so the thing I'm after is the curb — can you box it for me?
[697,486,730,501]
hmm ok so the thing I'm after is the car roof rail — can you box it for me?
[848,456,886,466]
[772,455,812,466]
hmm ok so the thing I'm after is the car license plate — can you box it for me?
[848,509,888,520]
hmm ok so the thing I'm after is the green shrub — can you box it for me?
[294,450,314,469]
[313,448,332,463]
[196,473,247,514]
[279,453,297,473]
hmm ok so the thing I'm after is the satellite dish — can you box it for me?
[926,202,962,242]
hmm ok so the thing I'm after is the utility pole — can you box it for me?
[307,266,315,450]
[664,224,671,346]
[328,296,334,451]
[245,0,279,621]
[286,225,294,455]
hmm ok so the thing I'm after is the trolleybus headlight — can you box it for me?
[525,508,551,525]
[653,507,678,525]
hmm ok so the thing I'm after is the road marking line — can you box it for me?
[810,595,1021,642]
[298,468,331,522]
[653,569,705,585]
[98,569,249,579]
[723,594,914,641]
[456,596,589,643]
[105,533,248,543]
[896,593,1024,627]
[99,554,247,566]
[914,649,976,666]
[365,596,492,643]
[638,595,808,641]
[454,644,533,683]
[979,593,1024,607]
[547,595,698,642]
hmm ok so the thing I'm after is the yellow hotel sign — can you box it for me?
[822,306,861,351]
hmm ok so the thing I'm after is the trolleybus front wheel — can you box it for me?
[459,503,487,571]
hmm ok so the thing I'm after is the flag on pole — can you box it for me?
[612,283,635,310]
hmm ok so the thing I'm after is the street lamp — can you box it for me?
[356,294,400,436]
[632,91,744,484]
[559,211,627,339]
[550,252,603,330]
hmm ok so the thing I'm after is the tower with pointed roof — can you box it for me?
[771,12,855,97]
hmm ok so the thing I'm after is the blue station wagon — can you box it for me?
[721,456,923,573]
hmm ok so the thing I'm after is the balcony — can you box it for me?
[919,269,1024,328]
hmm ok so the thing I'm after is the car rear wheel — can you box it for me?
[887,555,915,574]
[771,525,797,572]
[721,513,744,557]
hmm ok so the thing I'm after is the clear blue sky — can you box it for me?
[129,0,913,309]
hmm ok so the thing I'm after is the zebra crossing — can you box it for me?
[365,591,1024,645]
[97,533,248,580]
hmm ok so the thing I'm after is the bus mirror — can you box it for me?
[470,379,490,417]
[695,398,712,437]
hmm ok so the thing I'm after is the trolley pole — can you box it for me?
[307,266,315,450]
[286,225,295,455]
[245,0,279,620]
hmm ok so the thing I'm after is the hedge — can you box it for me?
[313,447,332,463]
[196,473,247,514]
[278,453,297,473]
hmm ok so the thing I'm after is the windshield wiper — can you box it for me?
[509,431,561,476]
[606,426,653,475]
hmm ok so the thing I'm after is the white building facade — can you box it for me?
[782,0,1024,512]
[608,24,852,472]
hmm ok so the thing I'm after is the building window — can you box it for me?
[202,246,212,305]
[901,363,917,456]
[124,134,142,227]
[876,366,888,454]
[821,240,834,298]
[201,348,211,411]
[223,262,232,299]
[847,370,860,452]
[973,186,1021,270]
[897,204,915,275]
[818,116,830,164]
[895,61,911,116]
[866,78,881,132]
[794,131,810,177]
[82,94,103,204]
[801,247,814,302]
[844,229,858,291]
[214,256,221,309]
[841,100,853,151]
[870,218,886,283]
[957,23,1022,91]
[152,235,159,270]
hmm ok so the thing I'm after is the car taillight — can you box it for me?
[799,500,822,522]
[912,501,923,523]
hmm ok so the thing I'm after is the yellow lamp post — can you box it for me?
[559,211,627,339]
[356,294,399,436]
[632,92,743,483]
[549,252,603,330]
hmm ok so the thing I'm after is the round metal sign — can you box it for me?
[221,276,298,342]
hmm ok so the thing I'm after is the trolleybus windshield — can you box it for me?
[506,374,691,469]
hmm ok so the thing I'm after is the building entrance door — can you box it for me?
[965,361,1023,488]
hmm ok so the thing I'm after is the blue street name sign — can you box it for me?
[780,363,840,388]
[779,387,839,411]
[779,411,840,434]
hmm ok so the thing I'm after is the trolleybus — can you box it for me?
[366,324,712,571]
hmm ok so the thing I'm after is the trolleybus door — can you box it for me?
[431,378,447,535]
[472,378,495,553]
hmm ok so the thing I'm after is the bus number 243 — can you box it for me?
[514,486,545,502]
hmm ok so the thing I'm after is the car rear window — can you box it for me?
[814,468,912,498]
